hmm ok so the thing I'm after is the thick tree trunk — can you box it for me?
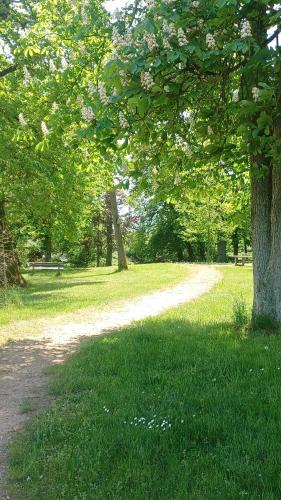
[43,234,52,261]
[110,190,128,271]
[217,240,227,263]
[105,193,113,267]
[0,200,25,287]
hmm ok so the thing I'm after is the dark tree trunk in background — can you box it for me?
[177,246,184,262]
[232,228,239,256]
[0,200,25,286]
[217,240,227,263]
[110,190,128,271]
[186,242,194,262]
[43,234,52,261]
[105,193,113,267]
[244,239,248,254]
[198,242,206,262]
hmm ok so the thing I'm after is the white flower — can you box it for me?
[208,126,214,135]
[178,28,188,46]
[206,33,216,49]
[98,82,110,105]
[77,94,84,107]
[163,37,172,50]
[81,105,94,122]
[49,60,56,72]
[41,121,49,135]
[144,32,158,51]
[232,89,239,102]
[241,20,252,38]
[61,57,68,70]
[88,80,96,95]
[119,111,129,128]
[52,102,59,112]
[252,86,260,102]
[174,174,180,186]
[192,1,199,7]
[140,71,154,90]
[163,20,177,38]
[18,113,27,127]
[23,65,31,84]
[81,0,89,25]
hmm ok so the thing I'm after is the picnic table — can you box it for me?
[230,255,252,266]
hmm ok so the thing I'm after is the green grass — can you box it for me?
[9,267,281,499]
[0,263,189,330]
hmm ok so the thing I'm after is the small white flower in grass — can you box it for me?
[264,346,269,350]
[19,113,27,128]
[81,105,94,122]
[206,33,216,49]
[252,87,260,102]
[23,65,31,84]
[41,121,49,136]
[232,89,239,102]
[119,111,129,128]
[241,20,252,38]
[49,60,56,72]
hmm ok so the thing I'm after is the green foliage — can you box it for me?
[232,295,249,330]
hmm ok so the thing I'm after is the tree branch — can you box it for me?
[265,27,281,46]
[0,64,18,78]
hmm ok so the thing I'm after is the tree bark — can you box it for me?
[0,200,26,287]
[217,240,227,263]
[110,190,128,271]
[105,193,113,267]
[232,228,239,256]
[43,234,52,261]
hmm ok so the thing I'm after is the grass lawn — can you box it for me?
[8,267,281,499]
[0,263,190,330]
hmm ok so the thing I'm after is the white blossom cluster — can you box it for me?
[88,80,96,95]
[23,66,31,84]
[140,71,154,90]
[241,20,252,38]
[81,105,94,121]
[206,33,216,49]
[119,111,129,128]
[52,102,59,112]
[144,32,158,51]
[252,86,260,102]
[146,0,156,8]
[41,121,49,135]
[61,57,68,70]
[178,28,188,46]
[232,89,239,102]
[81,0,89,25]
[77,94,84,107]
[49,60,56,72]
[191,1,200,7]
[18,113,27,128]
[163,38,172,50]
[163,20,177,38]
[98,82,110,104]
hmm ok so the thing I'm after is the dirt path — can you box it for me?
[0,266,221,499]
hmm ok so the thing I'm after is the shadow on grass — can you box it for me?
[7,315,281,499]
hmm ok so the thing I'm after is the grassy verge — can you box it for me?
[0,263,190,330]
[9,267,281,499]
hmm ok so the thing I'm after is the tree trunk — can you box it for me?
[232,228,239,256]
[43,234,52,261]
[186,241,194,262]
[110,190,128,271]
[217,240,227,263]
[0,200,25,287]
[105,193,113,267]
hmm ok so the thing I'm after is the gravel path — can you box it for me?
[0,265,221,499]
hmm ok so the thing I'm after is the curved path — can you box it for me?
[0,266,221,499]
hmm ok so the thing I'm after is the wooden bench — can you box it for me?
[230,255,252,266]
[29,262,64,276]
